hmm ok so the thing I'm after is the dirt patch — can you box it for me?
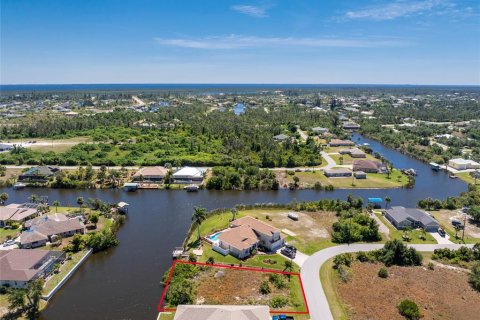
[432,210,480,239]
[336,262,480,320]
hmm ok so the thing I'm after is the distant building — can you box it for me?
[132,166,168,182]
[273,134,289,142]
[173,305,270,320]
[0,204,38,227]
[312,127,329,134]
[448,158,480,170]
[18,166,60,182]
[343,122,360,130]
[353,159,385,173]
[0,249,65,288]
[339,148,366,158]
[384,206,439,232]
[353,171,367,179]
[329,139,355,147]
[0,143,14,152]
[324,168,352,177]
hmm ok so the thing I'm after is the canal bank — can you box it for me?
[0,134,465,320]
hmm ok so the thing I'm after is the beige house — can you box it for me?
[215,216,285,259]
[448,158,480,170]
[0,205,38,227]
[132,166,168,182]
[339,147,366,158]
[173,305,270,320]
[329,139,355,147]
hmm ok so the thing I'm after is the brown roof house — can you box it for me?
[132,166,168,182]
[0,204,38,227]
[20,214,85,249]
[173,305,270,320]
[214,216,285,259]
[353,159,386,173]
[0,249,65,288]
[329,139,355,147]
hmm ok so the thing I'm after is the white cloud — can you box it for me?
[345,0,447,21]
[231,5,268,18]
[155,35,411,49]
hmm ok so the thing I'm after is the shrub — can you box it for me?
[470,262,480,292]
[259,281,271,295]
[380,240,422,267]
[378,267,388,278]
[0,286,7,294]
[356,251,372,262]
[313,181,322,190]
[270,296,289,308]
[397,299,421,320]
[428,262,435,270]
[337,265,350,283]
[333,253,353,269]
[269,274,286,289]
[188,252,197,262]
[206,256,215,264]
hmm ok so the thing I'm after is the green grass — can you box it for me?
[373,211,437,244]
[42,250,89,294]
[0,227,20,243]
[158,313,175,320]
[320,258,349,320]
[456,172,478,185]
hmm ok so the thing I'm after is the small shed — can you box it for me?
[354,171,367,179]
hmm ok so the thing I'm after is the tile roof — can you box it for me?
[133,166,168,177]
[174,305,270,320]
[218,225,259,250]
[0,249,50,282]
[231,216,279,236]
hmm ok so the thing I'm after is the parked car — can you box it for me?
[452,220,465,229]
[281,245,297,259]
[438,228,446,237]
[4,239,15,246]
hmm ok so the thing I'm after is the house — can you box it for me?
[173,305,270,320]
[172,167,205,184]
[20,215,85,248]
[132,166,168,182]
[215,216,285,259]
[353,159,385,173]
[0,204,38,227]
[273,134,289,142]
[0,143,14,152]
[324,168,352,177]
[448,158,480,170]
[0,249,65,288]
[18,166,60,182]
[384,206,440,232]
[329,139,355,147]
[312,127,329,135]
[353,171,367,179]
[343,122,360,130]
[339,148,366,158]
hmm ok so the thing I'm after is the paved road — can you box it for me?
[320,151,336,170]
[301,243,474,320]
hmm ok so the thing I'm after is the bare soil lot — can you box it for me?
[430,209,480,241]
[336,262,480,320]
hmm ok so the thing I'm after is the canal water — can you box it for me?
[1,134,466,320]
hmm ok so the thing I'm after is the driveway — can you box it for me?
[320,151,336,170]
[301,243,473,320]
[429,231,453,244]
[278,249,309,267]
[370,211,390,239]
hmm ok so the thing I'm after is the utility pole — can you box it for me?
[462,214,467,242]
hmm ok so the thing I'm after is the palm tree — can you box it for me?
[385,196,391,209]
[29,194,39,204]
[192,207,207,242]
[0,192,8,205]
[231,208,238,221]
[52,200,60,213]
[77,197,85,214]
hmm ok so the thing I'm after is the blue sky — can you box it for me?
[1,0,479,84]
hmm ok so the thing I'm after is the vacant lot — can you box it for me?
[193,267,306,312]
[8,137,93,153]
[334,262,480,320]
[430,209,480,243]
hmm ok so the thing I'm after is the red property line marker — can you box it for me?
[157,260,309,315]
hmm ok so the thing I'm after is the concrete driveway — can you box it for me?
[301,243,473,320]
[429,231,453,244]
[278,249,309,267]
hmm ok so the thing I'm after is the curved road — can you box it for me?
[301,243,474,320]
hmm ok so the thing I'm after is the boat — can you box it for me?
[123,182,138,192]
[117,202,129,214]
[287,212,299,221]
[172,247,186,259]
[184,184,199,192]
[404,168,417,176]
[429,162,441,171]
[449,174,458,179]
[13,182,26,190]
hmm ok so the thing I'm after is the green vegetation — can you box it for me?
[320,259,349,320]
[397,299,421,320]
[206,166,279,190]
[432,244,480,267]
[470,262,480,292]
[332,212,381,243]
[5,279,44,320]
[378,267,388,278]
[42,250,89,294]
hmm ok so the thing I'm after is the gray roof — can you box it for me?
[273,134,289,141]
[173,305,270,320]
[386,206,439,228]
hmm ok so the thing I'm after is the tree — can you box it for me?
[52,200,60,213]
[8,279,44,319]
[192,207,207,242]
[385,196,391,209]
[7,288,26,314]
[29,194,39,204]
[71,233,84,252]
[231,208,238,221]
[0,192,8,205]
[397,299,421,320]
[284,260,293,273]
[77,197,85,214]
[89,212,99,228]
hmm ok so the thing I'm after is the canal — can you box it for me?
[1,134,466,320]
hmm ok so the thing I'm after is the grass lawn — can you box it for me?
[8,137,93,153]
[0,227,20,243]
[187,208,336,256]
[456,172,479,185]
[42,250,89,295]
[320,258,349,320]
[373,211,437,244]
[282,169,407,189]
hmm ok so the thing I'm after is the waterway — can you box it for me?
[1,133,466,320]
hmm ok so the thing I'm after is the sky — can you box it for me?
[1,0,479,85]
